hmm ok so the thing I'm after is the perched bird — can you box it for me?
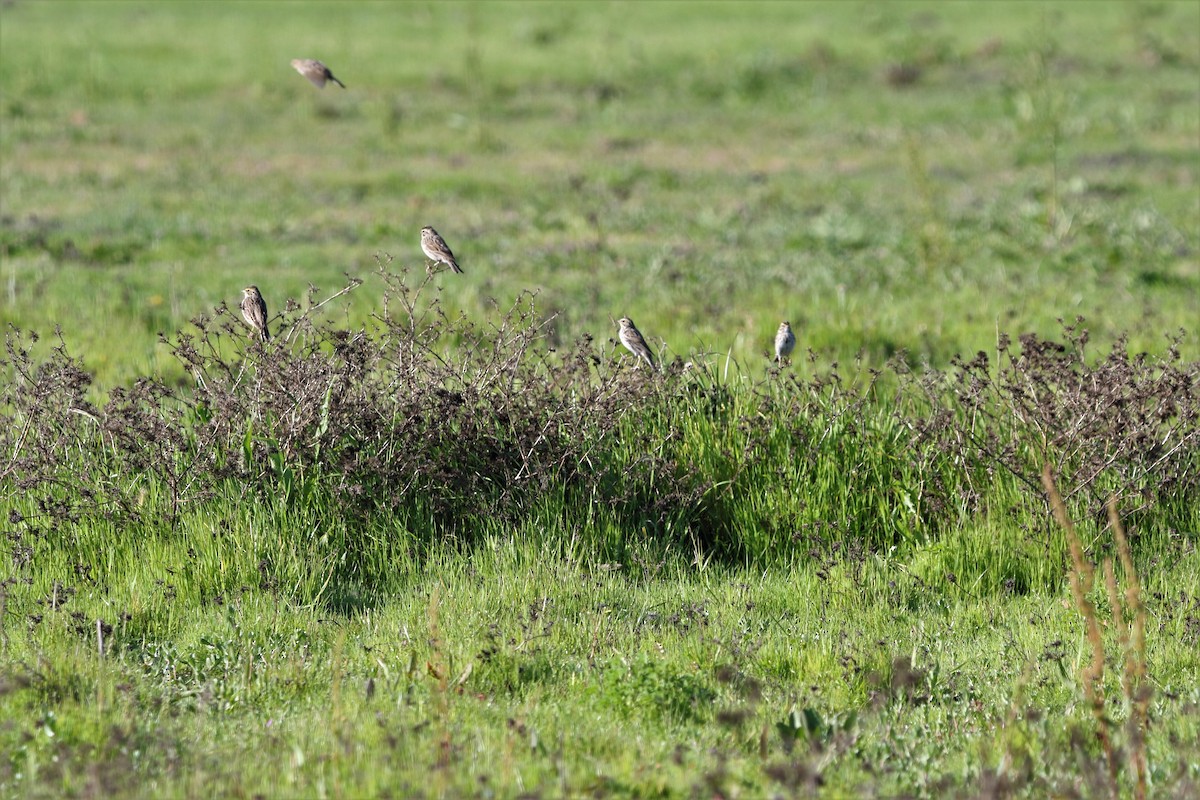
[774,321,795,364]
[420,226,463,274]
[617,317,655,369]
[240,286,270,342]
[290,58,346,89]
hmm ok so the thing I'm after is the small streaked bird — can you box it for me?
[774,321,795,364]
[290,58,346,89]
[617,317,655,369]
[420,226,463,274]
[240,286,270,342]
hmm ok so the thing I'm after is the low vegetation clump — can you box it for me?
[6,263,1196,564]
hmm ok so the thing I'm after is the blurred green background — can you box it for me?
[2,0,1197,388]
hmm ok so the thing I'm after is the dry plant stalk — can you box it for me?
[1041,465,1151,800]
[1041,464,1117,798]
[1106,498,1150,800]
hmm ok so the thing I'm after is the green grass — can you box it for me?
[2,0,1199,797]
[4,506,1200,797]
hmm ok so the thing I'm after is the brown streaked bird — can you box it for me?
[774,321,795,364]
[617,317,655,370]
[420,226,463,274]
[240,286,270,342]
[290,58,346,89]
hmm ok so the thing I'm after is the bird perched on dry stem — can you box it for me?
[420,226,463,274]
[290,58,346,89]
[617,317,655,369]
[774,320,795,364]
[240,286,270,342]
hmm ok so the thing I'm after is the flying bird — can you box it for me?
[617,317,655,369]
[774,321,795,364]
[240,285,270,342]
[420,226,463,274]
[290,58,346,89]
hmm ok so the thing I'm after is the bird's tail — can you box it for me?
[332,76,346,89]
[450,260,463,274]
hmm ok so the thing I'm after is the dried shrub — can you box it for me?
[1,258,691,543]
[1,328,104,525]
[901,319,1200,525]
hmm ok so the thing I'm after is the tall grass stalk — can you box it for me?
[1042,465,1152,800]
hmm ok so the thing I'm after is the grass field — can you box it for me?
[2,1,1199,797]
